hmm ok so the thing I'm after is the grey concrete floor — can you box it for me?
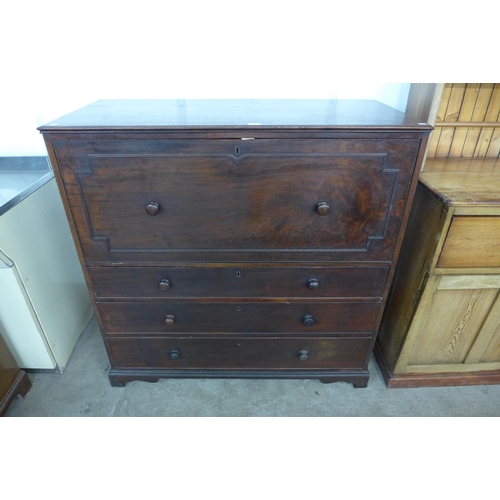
[5,317,500,416]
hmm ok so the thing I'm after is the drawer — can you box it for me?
[438,217,500,269]
[56,138,420,263]
[98,301,380,334]
[107,335,372,370]
[88,265,389,299]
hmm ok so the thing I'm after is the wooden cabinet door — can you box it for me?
[395,275,500,374]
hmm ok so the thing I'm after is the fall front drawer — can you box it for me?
[55,136,422,263]
[98,301,380,334]
[107,336,373,370]
[88,265,389,299]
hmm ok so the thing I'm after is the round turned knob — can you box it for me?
[316,202,330,216]
[307,278,319,290]
[298,349,309,361]
[303,314,315,327]
[164,314,176,326]
[169,349,181,360]
[158,279,171,292]
[145,201,160,216]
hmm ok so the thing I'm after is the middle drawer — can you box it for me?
[97,301,380,334]
[88,265,389,300]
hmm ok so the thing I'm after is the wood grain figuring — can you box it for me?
[424,157,500,172]
[474,128,495,157]
[427,127,441,158]
[39,99,431,386]
[448,128,468,157]
[472,84,495,122]
[465,293,500,363]
[429,84,500,159]
[444,84,466,122]
[431,83,459,157]
[393,276,441,373]
[461,127,483,157]
[487,128,500,157]
[480,326,500,362]
[438,275,500,289]
[436,84,452,123]
[408,288,497,365]
[81,154,397,251]
[438,217,500,268]
[485,84,500,122]
[421,158,500,206]
[459,84,481,122]
[56,137,421,264]
[435,127,455,157]
[445,84,480,157]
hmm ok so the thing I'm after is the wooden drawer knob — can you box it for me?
[158,279,171,291]
[146,201,160,216]
[303,314,315,327]
[169,349,181,360]
[316,202,330,216]
[164,314,176,326]
[307,278,319,290]
[298,349,309,361]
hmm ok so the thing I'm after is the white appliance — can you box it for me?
[0,157,94,371]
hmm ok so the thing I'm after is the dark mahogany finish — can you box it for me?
[87,265,389,299]
[39,99,431,388]
[107,336,372,370]
[97,301,380,334]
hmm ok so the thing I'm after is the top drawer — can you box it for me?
[52,137,420,263]
[437,216,500,269]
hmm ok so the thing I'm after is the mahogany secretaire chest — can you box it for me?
[39,99,431,387]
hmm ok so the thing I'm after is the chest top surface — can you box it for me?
[38,99,431,132]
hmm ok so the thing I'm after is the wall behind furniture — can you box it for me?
[1,2,415,156]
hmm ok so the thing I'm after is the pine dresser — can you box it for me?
[376,157,500,387]
[39,100,432,387]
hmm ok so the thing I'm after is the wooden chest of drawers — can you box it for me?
[376,158,500,387]
[39,99,431,387]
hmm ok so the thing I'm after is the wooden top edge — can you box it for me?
[420,157,500,206]
[38,125,433,134]
[37,99,433,132]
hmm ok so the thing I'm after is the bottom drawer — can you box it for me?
[107,336,372,370]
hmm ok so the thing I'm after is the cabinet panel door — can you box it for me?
[408,285,498,365]
[473,295,500,363]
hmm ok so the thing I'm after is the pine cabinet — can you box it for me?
[375,83,500,387]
